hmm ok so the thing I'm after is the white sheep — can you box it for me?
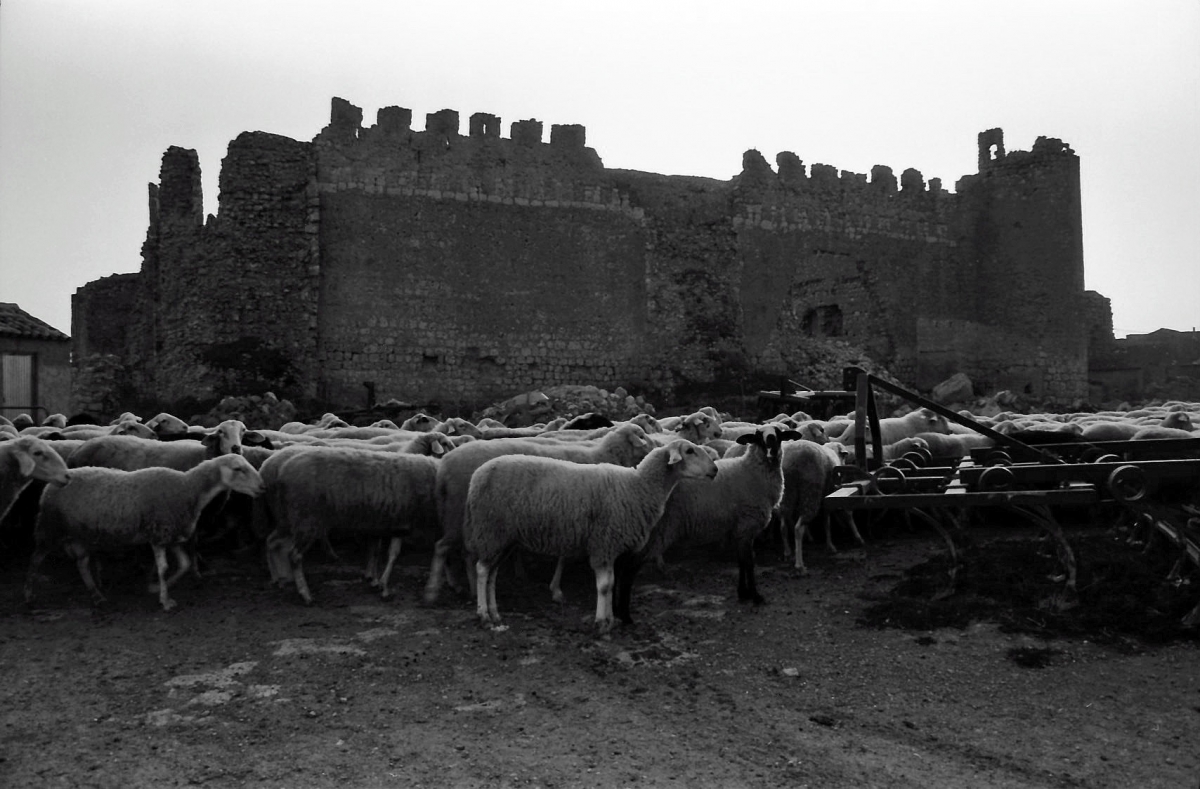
[433,417,483,439]
[648,409,724,448]
[400,413,439,432]
[424,423,655,603]
[835,407,952,447]
[612,424,799,621]
[262,446,441,602]
[67,419,265,471]
[25,454,265,610]
[465,438,718,632]
[775,439,862,574]
[1,437,72,523]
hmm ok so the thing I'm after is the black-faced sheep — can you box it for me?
[465,439,718,633]
[26,454,264,610]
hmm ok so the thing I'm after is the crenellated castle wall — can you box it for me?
[72,101,1091,417]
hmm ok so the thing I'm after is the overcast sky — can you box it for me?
[1,0,1197,340]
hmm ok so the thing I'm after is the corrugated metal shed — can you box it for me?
[0,303,69,341]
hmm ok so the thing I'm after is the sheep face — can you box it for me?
[676,411,722,442]
[629,413,661,433]
[666,439,719,480]
[110,420,157,439]
[146,412,190,437]
[611,424,654,465]
[215,455,266,497]
[203,419,249,456]
[10,437,71,486]
[421,433,457,457]
[912,408,952,434]
[401,413,438,432]
[436,417,483,438]
[1161,411,1193,431]
[735,425,802,462]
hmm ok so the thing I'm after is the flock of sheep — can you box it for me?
[1,397,1197,632]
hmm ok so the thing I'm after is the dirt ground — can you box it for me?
[2,518,1197,789]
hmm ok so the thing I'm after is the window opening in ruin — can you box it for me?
[988,144,999,162]
[422,353,440,368]
[801,305,844,338]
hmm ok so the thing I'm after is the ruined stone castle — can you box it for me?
[72,97,1095,415]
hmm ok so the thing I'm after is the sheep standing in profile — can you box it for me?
[424,423,654,603]
[835,407,951,447]
[26,454,265,611]
[465,439,718,633]
[263,447,441,603]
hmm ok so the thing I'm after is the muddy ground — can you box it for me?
[2,517,1197,789]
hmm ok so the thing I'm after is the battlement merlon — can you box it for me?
[740,151,938,198]
[319,97,597,150]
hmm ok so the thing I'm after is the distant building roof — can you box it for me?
[0,303,69,341]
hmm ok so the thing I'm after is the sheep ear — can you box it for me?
[735,433,756,445]
[781,430,803,441]
[16,451,36,477]
[201,431,219,450]
[243,430,267,447]
[667,444,684,465]
[431,441,446,457]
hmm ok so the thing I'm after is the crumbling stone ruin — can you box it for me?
[72,97,1102,416]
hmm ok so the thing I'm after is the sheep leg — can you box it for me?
[266,533,293,584]
[424,537,458,603]
[591,558,615,634]
[823,510,840,555]
[464,550,480,597]
[475,560,498,625]
[290,544,313,605]
[263,539,292,585]
[736,540,765,605]
[147,545,194,595]
[777,510,792,561]
[612,552,644,625]
[549,557,566,603]
[376,537,402,600]
[792,516,809,575]
[486,564,500,624]
[23,542,54,604]
[64,542,106,606]
[838,510,866,547]
[152,545,177,611]
[364,540,380,586]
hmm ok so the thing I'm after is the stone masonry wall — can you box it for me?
[76,99,1091,413]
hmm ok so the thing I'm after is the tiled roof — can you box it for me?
[0,303,70,341]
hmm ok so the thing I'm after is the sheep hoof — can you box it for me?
[551,591,565,604]
[790,566,810,578]
[161,598,177,612]
[379,589,393,601]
